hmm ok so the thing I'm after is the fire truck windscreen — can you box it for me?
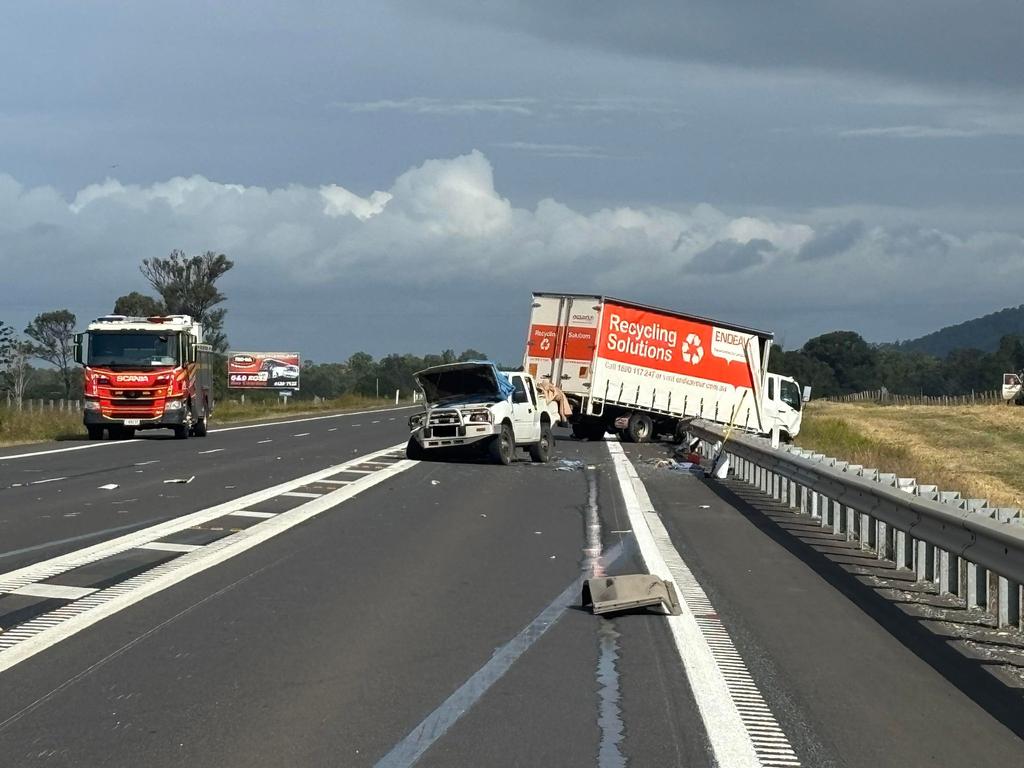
[88,331,180,367]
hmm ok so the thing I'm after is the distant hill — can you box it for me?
[892,305,1024,358]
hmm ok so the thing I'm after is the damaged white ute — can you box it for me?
[407,362,559,464]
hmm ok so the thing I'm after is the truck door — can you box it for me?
[765,375,803,438]
[510,375,540,443]
[524,294,600,395]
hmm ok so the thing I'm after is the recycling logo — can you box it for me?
[540,337,552,351]
[681,333,704,365]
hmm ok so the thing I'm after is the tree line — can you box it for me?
[769,330,1024,398]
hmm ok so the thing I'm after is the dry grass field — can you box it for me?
[796,401,1024,508]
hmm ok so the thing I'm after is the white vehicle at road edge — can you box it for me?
[407,362,559,464]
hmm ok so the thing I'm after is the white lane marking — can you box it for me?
[282,491,321,499]
[30,477,66,485]
[134,460,160,466]
[335,468,373,474]
[137,542,201,553]
[328,428,338,432]
[0,451,414,672]
[228,510,277,519]
[371,420,380,424]
[607,441,800,768]
[0,444,407,595]
[316,479,349,485]
[10,584,96,601]
[98,484,119,491]
[351,424,362,427]
[258,439,273,444]
[197,448,225,455]
[376,542,624,768]
[292,433,310,437]
[0,405,417,462]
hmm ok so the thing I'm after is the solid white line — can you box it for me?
[606,441,761,768]
[30,477,66,485]
[0,405,417,462]
[137,542,201,553]
[10,584,96,600]
[0,445,412,673]
[282,491,321,499]
[228,510,277,519]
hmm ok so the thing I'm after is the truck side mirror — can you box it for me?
[802,386,812,403]
[73,334,84,364]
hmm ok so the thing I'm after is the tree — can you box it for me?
[0,321,13,373]
[113,291,166,317]
[140,250,234,352]
[801,331,881,394]
[24,309,77,398]
[0,339,35,408]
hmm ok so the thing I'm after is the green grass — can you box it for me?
[795,414,915,473]
[0,395,409,447]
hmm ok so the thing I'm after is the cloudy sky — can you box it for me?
[1,1,1022,361]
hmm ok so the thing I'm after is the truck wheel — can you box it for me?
[192,417,208,437]
[626,413,653,444]
[406,437,425,460]
[572,422,606,441]
[86,426,103,440]
[489,423,515,465]
[529,422,553,463]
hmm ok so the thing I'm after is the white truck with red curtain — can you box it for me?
[523,293,805,442]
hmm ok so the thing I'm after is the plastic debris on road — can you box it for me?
[163,476,195,484]
[430,480,440,485]
[649,459,703,474]
[555,459,584,472]
[98,483,119,490]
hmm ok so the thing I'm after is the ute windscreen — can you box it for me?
[88,332,179,367]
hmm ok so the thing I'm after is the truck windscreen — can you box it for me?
[88,332,179,367]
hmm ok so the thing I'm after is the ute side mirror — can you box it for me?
[73,333,84,364]
[802,386,812,403]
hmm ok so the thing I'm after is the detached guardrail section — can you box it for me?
[686,420,1024,630]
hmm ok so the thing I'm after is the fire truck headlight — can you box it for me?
[164,398,184,411]
[84,400,101,412]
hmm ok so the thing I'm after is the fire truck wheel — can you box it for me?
[174,420,191,440]
[87,426,104,440]
[192,417,208,437]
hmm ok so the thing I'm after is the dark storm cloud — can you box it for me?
[407,1,1024,90]
[797,220,865,261]
[690,238,775,274]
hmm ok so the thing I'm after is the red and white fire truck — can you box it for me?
[74,314,214,440]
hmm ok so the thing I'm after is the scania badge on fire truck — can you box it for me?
[74,314,214,440]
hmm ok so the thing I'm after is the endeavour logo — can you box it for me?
[681,333,704,365]
[116,375,151,382]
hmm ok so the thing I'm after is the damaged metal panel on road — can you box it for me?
[582,574,682,616]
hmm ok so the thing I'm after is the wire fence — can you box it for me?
[824,389,1007,406]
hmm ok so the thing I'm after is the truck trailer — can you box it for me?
[523,293,804,442]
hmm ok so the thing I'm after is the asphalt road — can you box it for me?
[1,417,1022,767]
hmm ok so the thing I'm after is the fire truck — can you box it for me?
[74,314,214,440]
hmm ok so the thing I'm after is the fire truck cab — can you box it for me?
[75,314,214,440]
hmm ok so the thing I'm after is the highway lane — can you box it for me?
[2,426,1022,766]
[0,407,416,572]
[0,434,711,767]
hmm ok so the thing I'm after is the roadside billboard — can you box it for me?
[228,352,301,390]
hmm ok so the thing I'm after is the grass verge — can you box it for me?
[0,395,411,448]
[796,401,1024,508]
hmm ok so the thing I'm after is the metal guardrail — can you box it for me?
[686,419,1024,629]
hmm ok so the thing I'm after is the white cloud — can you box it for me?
[1,150,1022,358]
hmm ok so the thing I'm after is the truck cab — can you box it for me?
[762,372,805,440]
[407,362,558,464]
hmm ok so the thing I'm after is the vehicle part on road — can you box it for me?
[555,459,584,472]
[582,574,682,615]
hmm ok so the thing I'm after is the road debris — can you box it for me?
[555,459,584,472]
[98,484,119,490]
[163,476,195,484]
[430,480,440,486]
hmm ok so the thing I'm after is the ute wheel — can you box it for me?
[192,417,208,437]
[626,413,653,444]
[87,426,104,440]
[489,423,515,465]
[529,421,553,463]
[406,437,425,460]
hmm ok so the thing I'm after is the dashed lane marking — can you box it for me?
[197,449,225,454]
[293,433,310,437]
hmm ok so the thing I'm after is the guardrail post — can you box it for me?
[859,469,879,550]
[876,473,897,559]
[845,465,864,543]
[895,478,917,571]
[831,461,849,536]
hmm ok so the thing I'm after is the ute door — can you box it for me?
[1003,373,1022,402]
[510,375,540,443]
